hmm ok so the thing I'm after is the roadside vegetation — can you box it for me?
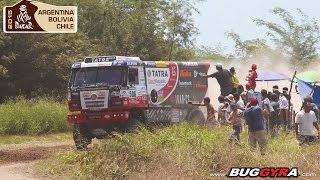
[39,123,320,179]
[0,97,70,135]
[0,133,71,146]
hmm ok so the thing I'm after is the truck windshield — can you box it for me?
[72,67,125,87]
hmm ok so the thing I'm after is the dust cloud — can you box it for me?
[203,52,320,112]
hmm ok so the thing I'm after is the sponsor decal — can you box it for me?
[228,167,299,178]
[179,70,192,77]
[193,70,205,78]
[175,94,190,104]
[179,81,192,86]
[129,90,136,97]
[129,99,140,104]
[193,82,207,89]
[90,93,97,100]
[3,0,77,33]
[182,62,198,66]
[149,70,168,77]
[171,109,181,122]
[126,61,138,66]
[155,61,168,68]
[146,63,179,105]
[171,66,177,76]
[148,79,167,84]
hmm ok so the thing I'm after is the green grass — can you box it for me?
[38,123,320,180]
[0,97,70,135]
[0,133,71,146]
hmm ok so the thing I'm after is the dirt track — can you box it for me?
[0,142,73,180]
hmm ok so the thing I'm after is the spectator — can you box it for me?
[229,67,239,94]
[279,93,289,130]
[303,95,320,121]
[199,63,233,96]
[228,101,243,144]
[295,97,320,145]
[248,64,258,91]
[272,85,280,101]
[269,93,280,135]
[245,83,254,106]
[217,95,227,125]
[224,94,235,120]
[261,89,274,134]
[237,84,245,96]
[244,98,267,155]
[203,97,217,125]
[234,93,245,111]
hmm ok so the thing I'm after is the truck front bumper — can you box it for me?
[67,111,130,123]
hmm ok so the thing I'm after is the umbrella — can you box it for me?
[256,71,289,81]
[297,80,320,105]
[294,71,320,83]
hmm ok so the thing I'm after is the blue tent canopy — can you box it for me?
[256,71,289,81]
[298,80,320,105]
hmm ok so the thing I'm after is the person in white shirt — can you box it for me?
[279,93,289,130]
[295,98,320,145]
[261,89,274,133]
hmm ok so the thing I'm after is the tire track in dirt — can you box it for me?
[0,144,72,165]
[0,142,74,180]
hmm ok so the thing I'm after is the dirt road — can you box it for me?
[0,142,73,180]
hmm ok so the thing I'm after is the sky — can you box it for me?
[194,0,320,54]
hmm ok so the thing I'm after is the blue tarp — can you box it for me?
[256,71,290,81]
[298,80,320,105]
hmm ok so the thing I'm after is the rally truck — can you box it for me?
[67,56,211,149]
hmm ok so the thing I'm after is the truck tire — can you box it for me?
[187,109,205,125]
[124,117,143,133]
[73,124,92,150]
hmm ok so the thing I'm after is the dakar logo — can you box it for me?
[3,0,77,33]
[15,5,33,30]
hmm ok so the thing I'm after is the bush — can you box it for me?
[0,97,70,135]
[41,123,320,179]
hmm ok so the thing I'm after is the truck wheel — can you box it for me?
[187,109,205,125]
[73,124,92,150]
[125,117,143,133]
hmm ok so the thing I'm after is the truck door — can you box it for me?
[127,67,148,106]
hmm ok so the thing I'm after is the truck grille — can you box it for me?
[80,90,109,110]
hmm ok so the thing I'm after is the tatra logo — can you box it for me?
[150,70,168,77]
[3,0,77,33]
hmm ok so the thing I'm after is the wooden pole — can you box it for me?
[288,70,297,129]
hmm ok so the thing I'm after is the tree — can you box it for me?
[0,0,204,100]
[226,31,269,59]
[254,7,320,68]
[195,45,227,60]
[162,0,205,60]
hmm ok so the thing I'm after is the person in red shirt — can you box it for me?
[248,64,258,91]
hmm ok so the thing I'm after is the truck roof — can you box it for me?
[71,56,211,69]
[71,56,143,68]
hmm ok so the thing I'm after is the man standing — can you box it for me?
[279,93,289,130]
[199,63,233,96]
[248,64,258,91]
[229,67,239,94]
[244,98,267,155]
[295,97,320,145]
